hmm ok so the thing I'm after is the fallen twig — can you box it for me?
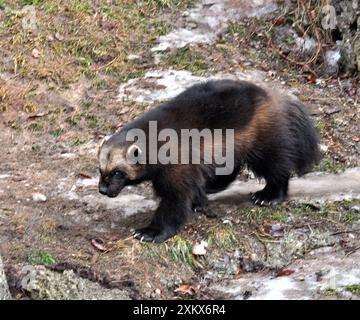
[345,245,360,257]
[266,0,326,77]
[331,229,360,236]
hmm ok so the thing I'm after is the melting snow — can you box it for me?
[151,0,277,52]
[118,70,205,104]
[118,69,268,104]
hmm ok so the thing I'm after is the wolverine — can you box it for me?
[98,80,320,243]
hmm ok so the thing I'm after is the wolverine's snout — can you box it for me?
[99,183,108,195]
[98,174,126,198]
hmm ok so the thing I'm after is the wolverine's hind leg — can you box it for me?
[250,160,290,206]
[251,179,289,206]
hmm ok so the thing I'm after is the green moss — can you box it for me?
[162,46,208,75]
[207,224,237,249]
[340,211,358,224]
[123,70,145,81]
[242,206,272,223]
[70,0,91,13]
[315,120,326,132]
[149,19,170,36]
[322,287,339,296]
[345,284,360,295]
[50,128,63,138]
[28,251,57,266]
[225,22,246,38]
[272,211,288,223]
[313,158,345,174]
[286,35,295,45]
[70,137,87,146]
[146,0,194,8]
[22,0,43,5]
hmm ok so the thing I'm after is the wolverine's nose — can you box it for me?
[99,184,108,195]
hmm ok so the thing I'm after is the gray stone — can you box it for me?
[21,265,131,300]
[0,255,11,300]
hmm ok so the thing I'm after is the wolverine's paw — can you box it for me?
[251,189,286,206]
[133,226,177,243]
[194,206,217,218]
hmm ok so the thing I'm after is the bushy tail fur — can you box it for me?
[284,97,321,175]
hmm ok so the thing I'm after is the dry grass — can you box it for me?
[0,0,174,84]
[0,0,192,145]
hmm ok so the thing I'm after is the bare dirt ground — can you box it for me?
[0,0,359,300]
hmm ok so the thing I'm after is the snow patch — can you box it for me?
[151,29,215,52]
[151,0,277,52]
[76,177,98,188]
[325,49,341,67]
[211,167,360,203]
[118,70,205,104]
[295,35,317,53]
[118,69,267,104]
[249,277,299,300]
[213,249,360,300]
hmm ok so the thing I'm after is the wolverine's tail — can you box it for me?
[284,96,321,175]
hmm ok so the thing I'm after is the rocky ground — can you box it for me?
[0,0,359,300]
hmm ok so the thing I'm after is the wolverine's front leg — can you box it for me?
[133,166,195,243]
[192,187,217,218]
[133,197,191,243]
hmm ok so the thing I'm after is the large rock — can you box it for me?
[0,255,11,300]
[333,1,360,73]
[21,266,131,300]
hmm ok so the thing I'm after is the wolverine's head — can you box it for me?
[98,133,145,198]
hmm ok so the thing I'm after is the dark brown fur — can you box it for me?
[98,80,320,242]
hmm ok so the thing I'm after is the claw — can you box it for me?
[133,232,140,239]
[254,199,259,205]
[260,200,264,206]
[140,236,144,242]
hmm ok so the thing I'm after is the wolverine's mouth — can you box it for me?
[106,192,119,198]
[99,182,126,198]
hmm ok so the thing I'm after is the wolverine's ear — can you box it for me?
[100,135,111,148]
[126,144,143,164]
[98,135,111,158]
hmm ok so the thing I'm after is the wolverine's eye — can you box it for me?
[111,170,125,178]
